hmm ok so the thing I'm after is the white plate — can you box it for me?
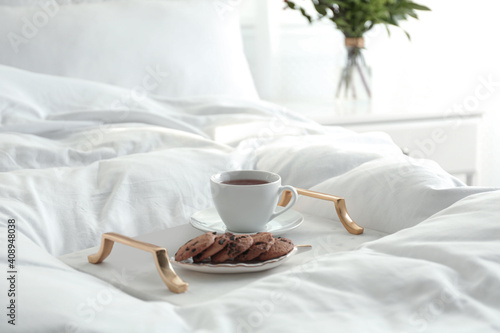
[170,247,298,274]
[190,207,303,235]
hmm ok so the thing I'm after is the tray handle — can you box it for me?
[279,188,363,235]
[88,232,188,293]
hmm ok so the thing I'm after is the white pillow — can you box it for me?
[0,0,258,99]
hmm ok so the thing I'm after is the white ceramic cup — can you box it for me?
[210,170,298,233]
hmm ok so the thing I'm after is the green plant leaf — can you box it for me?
[408,2,431,11]
[284,0,430,40]
[286,1,296,9]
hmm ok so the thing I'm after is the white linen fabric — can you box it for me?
[0,0,111,5]
[0,0,125,4]
[0,65,499,332]
[0,0,258,99]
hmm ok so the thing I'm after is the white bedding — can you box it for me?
[1,64,499,332]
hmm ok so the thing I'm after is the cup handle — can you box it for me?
[269,185,298,221]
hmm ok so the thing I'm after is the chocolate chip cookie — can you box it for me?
[193,232,234,262]
[257,236,294,261]
[174,231,217,261]
[235,232,275,262]
[211,234,254,264]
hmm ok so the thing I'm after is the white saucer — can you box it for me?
[190,207,303,235]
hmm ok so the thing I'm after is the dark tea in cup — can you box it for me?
[221,179,270,186]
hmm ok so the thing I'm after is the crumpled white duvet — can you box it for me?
[0,65,499,332]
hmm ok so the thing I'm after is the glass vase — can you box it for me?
[335,37,372,115]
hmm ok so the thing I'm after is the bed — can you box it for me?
[1,1,499,332]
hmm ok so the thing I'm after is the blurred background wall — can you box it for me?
[239,0,500,187]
